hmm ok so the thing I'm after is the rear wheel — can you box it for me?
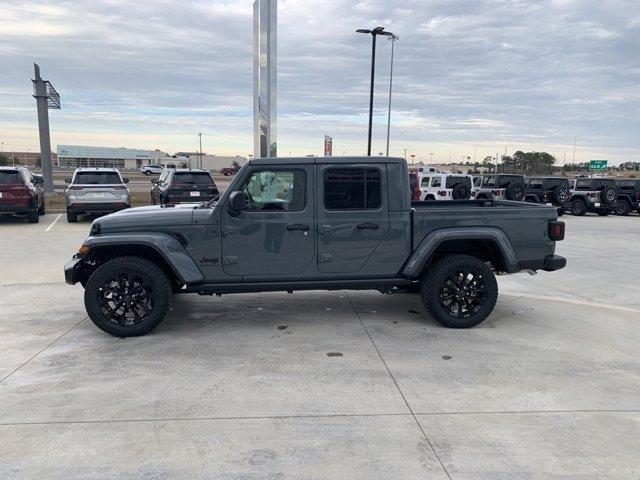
[144,170,151,175]
[27,206,39,223]
[66,210,78,223]
[421,255,498,329]
[614,200,631,216]
[570,199,586,216]
[84,256,173,337]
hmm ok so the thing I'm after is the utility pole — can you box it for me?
[31,64,60,195]
[572,135,577,164]
[385,34,399,156]
[357,26,394,156]
[198,133,203,169]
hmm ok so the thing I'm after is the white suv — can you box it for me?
[419,173,473,201]
[65,168,131,222]
[140,164,165,175]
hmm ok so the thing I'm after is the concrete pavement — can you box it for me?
[0,214,639,479]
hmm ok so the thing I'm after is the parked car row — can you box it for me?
[409,171,640,216]
[0,166,46,223]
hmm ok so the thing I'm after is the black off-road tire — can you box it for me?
[66,210,78,223]
[27,205,39,223]
[505,181,525,201]
[84,256,173,337]
[551,186,570,205]
[570,199,586,216]
[420,255,498,329]
[599,186,616,206]
[451,182,471,200]
[614,200,631,216]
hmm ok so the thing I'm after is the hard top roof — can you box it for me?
[74,167,121,172]
[248,156,406,166]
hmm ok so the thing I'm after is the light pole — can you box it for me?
[474,145,478,163]
[385,34,399,156]
[572,135,577,164]
[198,133,203,169]
[356,26,394,156]
[429,152,434,163]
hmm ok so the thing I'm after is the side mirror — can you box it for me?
[151,179,158,185]
[123,178,130,183]
[228,191,247,216]
[64,178,72,184]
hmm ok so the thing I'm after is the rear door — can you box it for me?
[316,164,389,273]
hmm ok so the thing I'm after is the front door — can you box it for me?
[221,165,314,277]
[316,164,389,273]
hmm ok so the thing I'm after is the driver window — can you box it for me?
[241,170,306,211]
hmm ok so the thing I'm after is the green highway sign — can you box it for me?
[589,160,608,171]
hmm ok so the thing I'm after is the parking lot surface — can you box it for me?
[1,214,639,479]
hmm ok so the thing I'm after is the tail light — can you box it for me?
[549,220,565,241]
[635,192,640,201]
[438,191,447,197]
[492,189,501,196]
[588,192,598,198]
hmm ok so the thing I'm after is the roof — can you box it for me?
[248,156,407,166]
[0,166,24,171]
[170,168,210,173]
[74,167,121,172]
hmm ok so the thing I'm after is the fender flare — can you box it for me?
[401,227,519,278]
[84,233,204,284]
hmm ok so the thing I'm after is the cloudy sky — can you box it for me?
[1,0,638,164]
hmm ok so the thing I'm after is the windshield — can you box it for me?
[173,172,214,186]
[0,171,22,184]
[74,172,122,184]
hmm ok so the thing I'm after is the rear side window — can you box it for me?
[0,171,22,184]
[421,177,430,187]
[445,176,471,189]
[173,172,214,186]
[324,167,381,210]
[482,176,496,187]
[74,172,121,184]
[528,180,543,189]
[575,180,593,190]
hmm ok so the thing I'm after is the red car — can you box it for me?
[219,165,240,176]
[409,172,421,202]
[0,167,45,223]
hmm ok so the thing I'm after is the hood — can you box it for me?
[92,204,199,232]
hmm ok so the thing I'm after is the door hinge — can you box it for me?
[223,255,238,265]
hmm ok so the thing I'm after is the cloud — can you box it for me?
[0,0,638,163]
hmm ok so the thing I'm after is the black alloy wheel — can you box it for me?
[84,256,172,336]
[570,199,586,216]
[421,255,498,328]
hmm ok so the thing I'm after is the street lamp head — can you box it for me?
[373,26,386,33]
[356,29,372,34]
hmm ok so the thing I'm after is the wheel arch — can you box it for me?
[402,228,519,278]
[82,234,204,287]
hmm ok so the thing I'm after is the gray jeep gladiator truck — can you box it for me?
[65,157,566,337]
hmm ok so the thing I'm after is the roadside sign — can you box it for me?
[589,160,608,171]
[324,136,333,156]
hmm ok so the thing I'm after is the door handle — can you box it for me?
[287,224,310,231]
[356,222,379,230]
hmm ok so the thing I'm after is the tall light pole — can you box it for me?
[385,34,399,156]
[572,135,577,164]
[474,145,478,163]
[356,26,394,156]
[198,133,203,169]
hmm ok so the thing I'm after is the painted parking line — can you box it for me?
[44,214,62,232]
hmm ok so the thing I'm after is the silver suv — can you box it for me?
[65,168,131,223]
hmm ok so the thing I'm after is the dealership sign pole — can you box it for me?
[253,0,277,159]
[324,136,333,156]
[32,63,60,195]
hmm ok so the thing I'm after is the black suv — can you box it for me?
[566,178,617,216]
[613,179,640,216]
[524,177,570,207]
[151,169,219,206]
[0,166,45,223]
[475,174,525,201]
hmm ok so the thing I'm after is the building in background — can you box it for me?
[0,151,57,166]
[170,153,248,171]
[57,145,169,169]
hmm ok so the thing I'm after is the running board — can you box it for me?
[182,278,412,295]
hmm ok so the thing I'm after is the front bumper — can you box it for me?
[64,256,83,285]
[519,254,567,272]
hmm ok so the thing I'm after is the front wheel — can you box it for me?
[421,255,498,328]
[84,256,173,337]
[614,200,630,216]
